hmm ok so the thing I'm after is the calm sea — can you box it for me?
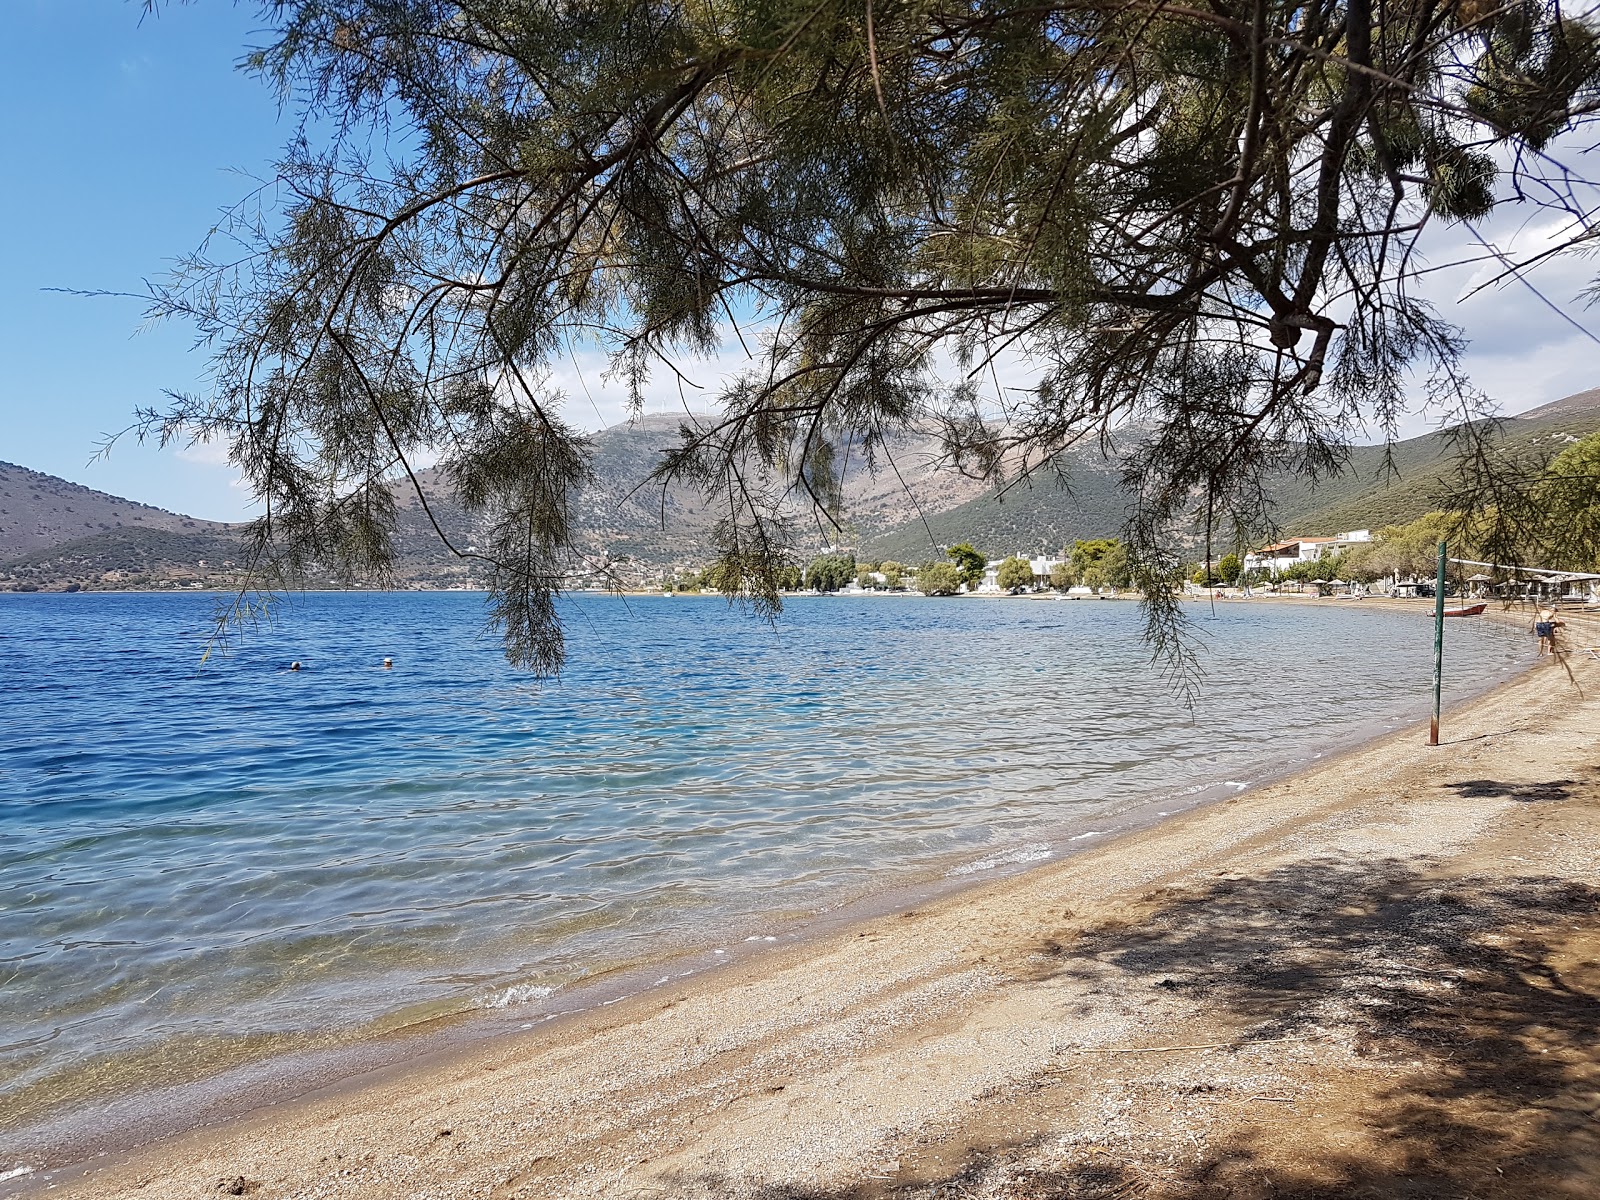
[0,591,1526,1132]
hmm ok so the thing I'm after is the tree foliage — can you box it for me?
[1429,426,1600,582]
[805,552,856,592]
[1534,431,1600,570]
[917,561,962,596]
[1339,512,1459,579]
[946,543,987,590]
[996,555,1035,592]
[1068,538,1132,589]
[1334,436,1600,584]
[137,0,1600,675]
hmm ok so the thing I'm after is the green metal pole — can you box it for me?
[1430,539,1447,746]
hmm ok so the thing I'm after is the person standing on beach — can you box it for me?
[1533,607,1563,657]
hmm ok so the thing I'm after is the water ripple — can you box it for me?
[0,591,1526,1122]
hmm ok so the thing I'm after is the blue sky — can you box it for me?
[1,2,1596,523]
[0,1,287,520]
[0,0,730,521]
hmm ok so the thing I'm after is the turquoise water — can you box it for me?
[0,592,1526,1126]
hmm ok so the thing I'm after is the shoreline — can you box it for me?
[0,601,1531,1166]
[11,582,1594,603]
[11,612,1594,1197]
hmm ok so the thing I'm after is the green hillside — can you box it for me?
[1,527,246,585]
[1281,407,1600,535]
[858,388,1600,560]
[859,457,1129,563]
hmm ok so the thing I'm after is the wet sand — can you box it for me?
[14,607,1600,1199]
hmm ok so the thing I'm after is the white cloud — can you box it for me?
[174,436,232,467]
[171,436,258,508]
[547,330,756,432]
[1395,135,1600,427]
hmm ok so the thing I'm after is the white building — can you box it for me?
[978,554,1063,592]
[1245,529,1371,575]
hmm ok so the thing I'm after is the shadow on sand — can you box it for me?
[669,831,1600,1199]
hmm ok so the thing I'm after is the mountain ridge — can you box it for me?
[7,385,1599,587]
[0,461,231,561]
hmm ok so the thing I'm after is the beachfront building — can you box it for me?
[977,553,1062,593]
[841,569,894,594]
[1245,529,1371,575]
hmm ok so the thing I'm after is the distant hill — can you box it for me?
[1,416,992,587]
[7,385,1598,587]
[1275,392,1600,535]
[1515,385,1600,422]
[0,462,250,590]
[0,461,233,561]
[1,526,247,584]
[859,449,1130,564]
[389,413,996,576]
[861,385,1600,560]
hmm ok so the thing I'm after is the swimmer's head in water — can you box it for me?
[382,658,393,668]
[290,661,302,671]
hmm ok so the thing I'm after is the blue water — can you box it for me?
[0,591,1527,1125]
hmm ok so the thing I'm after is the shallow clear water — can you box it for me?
[0,591,1526,1124]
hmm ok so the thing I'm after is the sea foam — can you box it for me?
[947,842,1052,877]
[482,983,555,1010]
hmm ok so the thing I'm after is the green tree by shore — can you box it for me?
[805,553,856,593]
[947,545,986,592]
[996,556,1035,593]
[1068,539,1132,591]
[918,563,962,597]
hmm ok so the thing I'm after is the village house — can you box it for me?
[978,554,1062,593]
[1244,529,1371,575]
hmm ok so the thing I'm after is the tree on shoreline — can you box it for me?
[996,555,1035,593]
[135,1,1600,680]
[805,553,856,593]
[917,562,962,597]
[946,544,987,593]
[1069,539,1132,591]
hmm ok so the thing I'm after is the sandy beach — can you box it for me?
[15,604,1600,1199]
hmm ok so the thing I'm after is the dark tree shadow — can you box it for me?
[662,857,1600,1199]
[676,1155,1143,1200]
[1445,778,1575,803]
[1040,858,1600,1197]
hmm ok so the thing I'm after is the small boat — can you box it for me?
[1442,602,1487,617]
